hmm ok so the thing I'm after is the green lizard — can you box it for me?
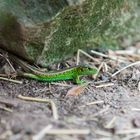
[20,65,97,84]
[11,55,97,84]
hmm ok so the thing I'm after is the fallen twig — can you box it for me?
[17,95,58,120]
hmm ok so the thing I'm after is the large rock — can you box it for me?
[0,0,139,66]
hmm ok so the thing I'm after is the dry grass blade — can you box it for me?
[91,50,109,58]
[116,129,140,135]
[0,100,15,107]
[94,130,112,137]
[44,129,90,135]
[91,50,125,62]
[131,108,140,111]
[17,95,58,120]
[115,49,140,56]
[105,116,117,129]
[33,125,53,140]
[80,100,104,108]
[0,53,16,76]
[91,105,110,117]
[83,105,110,121]
[0,130,12,140]
[0,76,22,84]
[0,105,13,112]
[5,56,16,73]
[93,138,112,140]
[77,49,100,65]
[138,82,140,91]
[112,61,140,77]
[122,133,140,140]
[95,83,114,88]
[94,62,104,79]
[51,82,72,87]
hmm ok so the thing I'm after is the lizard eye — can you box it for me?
[80,68,84,72]
[87,67,92,70]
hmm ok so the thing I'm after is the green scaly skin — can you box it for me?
[20,66,97,84]
[13,56,97,84]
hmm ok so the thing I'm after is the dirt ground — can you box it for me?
[0,47,140,140]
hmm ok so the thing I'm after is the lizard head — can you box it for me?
[77,66,97,76]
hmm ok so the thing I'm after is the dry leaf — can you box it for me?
[66,84,87,96]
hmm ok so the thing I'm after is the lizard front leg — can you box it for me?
[73,76,85,84]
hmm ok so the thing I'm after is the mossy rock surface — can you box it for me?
[0,0,139,66]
